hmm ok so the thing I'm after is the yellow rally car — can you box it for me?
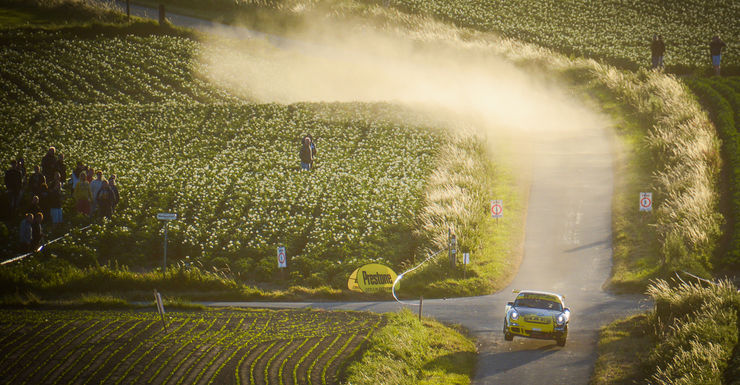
[503,290,570,346]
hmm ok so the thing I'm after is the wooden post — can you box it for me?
[418,296,423,321]
[158,4,166,25]
[126,0,130,21]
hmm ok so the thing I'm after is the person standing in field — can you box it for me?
[710,35,727,76]
[19,213,33,252]
[96,180,114,219]
[49,180,63,226]
[41,147,57,183]
[5,160,23,215]
[31,212,43,251]
[74,171,92,216]
[651,34,665,69]
[28,165,45,197]
[89,170,104,215]
[56,153,67,187]
[299,135,317,171]
[109,174,120,215]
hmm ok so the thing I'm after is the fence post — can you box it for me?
[418,296,423,321]
[158,4,166,25]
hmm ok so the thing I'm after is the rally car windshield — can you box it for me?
[514,298,562,311]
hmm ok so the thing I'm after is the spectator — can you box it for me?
[72,161,85,188]
[651,34,665,69]
[56,153,67,186]
[26,195,41,218]
[710,35,727,76]
[4,160,22,215]
[86,168,94,183]
[48,181,63,226]
[41,147,57,182]
[109,174,120,214]
[15,156,26,181]
[96,180,114,219]
[38,183,50,220]
[31,212,43,250]
[73,171,92,216]
[299,135,317,171]
[28,165,45,197]
[19,213,33,252]
[90,170,104,215]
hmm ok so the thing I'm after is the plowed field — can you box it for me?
[0,308,382,384]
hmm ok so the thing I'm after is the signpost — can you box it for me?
[277,246,287,268]
[462,252,470,279]
[491,200,503,219]
[157,213,177,273]
[639,192,652,212]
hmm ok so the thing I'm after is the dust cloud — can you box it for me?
[196,16,608,148]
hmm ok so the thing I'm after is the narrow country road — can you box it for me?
[124,3,648,383]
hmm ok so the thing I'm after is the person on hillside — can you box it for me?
[31,212,43,251]
[41,147,57,183]
[96,180,114,219]
[38,183,50,220]
[4,160,23,215]
[109,174,120,214]
[19,213,33,252]
[56,153,67,186]
[72,161,85,188]
[26,195,41,219]
[89,170,104,215]
[48,180,63,226]
[28,165,45,197]
[73,171,92,216]
[299,135,317,171]
[86,168,94,183]
[651,34,665,69]
[710,35,727,76]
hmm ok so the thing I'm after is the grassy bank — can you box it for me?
[592,279,740,384]
[344,309,476,385]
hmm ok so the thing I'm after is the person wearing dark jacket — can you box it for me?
[56,153,67,185]
[299,135,317,171]
[41,147,57,183]
[96,180,114,219]
[651,35,665,69]
[710,35,727,76]
[28,165,45,197]
[48,181,63,226]
[31,212,43,251]
[19,213,33,252]
[4,160,22,215]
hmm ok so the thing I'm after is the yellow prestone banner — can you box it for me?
[347,264,398,293]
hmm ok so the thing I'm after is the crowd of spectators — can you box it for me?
[3,146,121,253]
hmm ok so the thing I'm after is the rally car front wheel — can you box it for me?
[503,319,513,341]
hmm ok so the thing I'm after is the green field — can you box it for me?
[0,308,381,384]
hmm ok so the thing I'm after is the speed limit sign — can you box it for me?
[277,246,287,268]
[639,192,652,212]
[490,200,503,218]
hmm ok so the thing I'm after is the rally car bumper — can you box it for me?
[505,324,567,340]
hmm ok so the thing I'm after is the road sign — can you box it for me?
[277,246,287,268]
[463,253,470,265]
[639,192,652,212]
[157,213,177,220]
[491,200,503,218]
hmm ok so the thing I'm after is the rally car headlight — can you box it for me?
[510,310,519,320]
[556,314,565,325]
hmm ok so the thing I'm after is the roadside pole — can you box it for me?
[157,213,177,275]
[154,289,167,332]
[418,296,423,321]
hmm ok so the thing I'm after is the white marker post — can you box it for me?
[157,213,177,274]
[463,252,470,279]
[639,192,653,212]
[153,289,167,332]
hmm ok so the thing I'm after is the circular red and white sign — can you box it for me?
[491,204,503,215]
[640,196,652,208]
[278,250,286,264]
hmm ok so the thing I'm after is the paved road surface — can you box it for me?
[123,4,648,383]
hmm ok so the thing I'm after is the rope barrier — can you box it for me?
[0,224,92,266]
[391,247,447,306]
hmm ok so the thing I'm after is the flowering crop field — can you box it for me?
[1,30,486,290]
[0,308,382,384]
[376,0,738,72]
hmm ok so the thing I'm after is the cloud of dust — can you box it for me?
[196,17,607,151]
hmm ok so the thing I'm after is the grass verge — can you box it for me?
[343,308,476,385]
